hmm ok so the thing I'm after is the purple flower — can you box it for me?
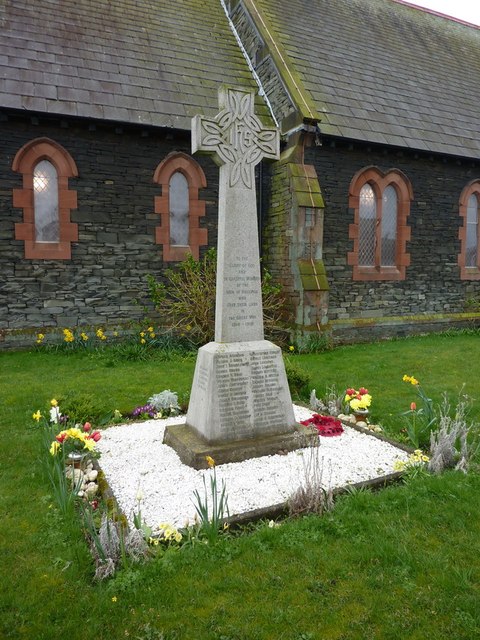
[131,404,157,419]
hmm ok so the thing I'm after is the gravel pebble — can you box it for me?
[97,406,409,528]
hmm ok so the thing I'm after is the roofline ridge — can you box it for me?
[392,0,480,30]
[241,0,322,122]
[220,0,279,127]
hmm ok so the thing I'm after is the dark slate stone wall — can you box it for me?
[306,141,480,322]
[0,112,219,337]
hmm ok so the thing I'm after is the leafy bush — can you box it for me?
[429,395,479,474]
[147,390,180,416]
[284,358,311,400]
[145,249,289,347]
[60,391,107,424]
[294,331,333,354]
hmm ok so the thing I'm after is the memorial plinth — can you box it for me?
[163,87,308,468]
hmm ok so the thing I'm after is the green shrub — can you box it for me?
[145,249,289,347]
[294,331,333,354]
[60,391,109,424]
[284,358,311,400]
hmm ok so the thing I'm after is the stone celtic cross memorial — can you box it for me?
[164,87,306,468]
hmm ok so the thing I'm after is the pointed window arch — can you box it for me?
[153,152,208,262]
[458,180,480,279]
[12,137,78,259]
[348,167,412,280]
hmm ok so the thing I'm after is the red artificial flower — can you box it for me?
[300,414,344,437]
[55,433,67,443]
[410,402,417,411]
[358,387,368,395]
[83,422,92,432]
[88,430,101,442]
[346,388,356,396]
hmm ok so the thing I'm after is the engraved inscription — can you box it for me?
[216,350,286,439]
[197,364,209,393]
[225,258,261,331]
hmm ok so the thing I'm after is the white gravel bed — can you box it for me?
[97,406,409,529]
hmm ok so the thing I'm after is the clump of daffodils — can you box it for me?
[393,449,430,472]
[95,328,107,341]
[344,387,372,412]
[63,328,74,343]
[148,523,182,545]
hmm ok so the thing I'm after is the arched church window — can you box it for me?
[153,152,208,262]
[12,138,78,259]
[458,181,480,279]
[169,171,189,246]
[33,160,60,242]
[348,167,412,281]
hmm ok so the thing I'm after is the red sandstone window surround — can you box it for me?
[12,137,78,259]
[347,166,412,281]
[458,180,480,280]
[153,152,208,262]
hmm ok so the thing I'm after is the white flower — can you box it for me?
[49,406,60,424]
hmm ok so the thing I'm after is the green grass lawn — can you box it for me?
[1,333,479,640]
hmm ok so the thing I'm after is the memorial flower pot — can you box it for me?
[67,451,87,469]
[353,409,369,423]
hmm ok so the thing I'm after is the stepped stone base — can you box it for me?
[163,422,316,469]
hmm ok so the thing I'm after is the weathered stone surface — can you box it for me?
[164,420,315,469]
[186,340,296,443]
[0,113,219,342]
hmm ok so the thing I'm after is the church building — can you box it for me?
[1,0,479,347]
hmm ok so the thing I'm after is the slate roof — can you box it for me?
[0,0,268,129]
[244,0,480,159]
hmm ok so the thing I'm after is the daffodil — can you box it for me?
[49,441,60,456]
[32,410,42,421]
[205,455,215,468]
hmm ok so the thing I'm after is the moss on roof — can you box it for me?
[246,0,480,158]
[0,0,270,129]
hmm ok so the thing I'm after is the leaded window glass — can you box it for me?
[359,184,376,266]
[33,160,59,242]
[169,171,189,246]
[381,185,397,266]
[466,194,479,267]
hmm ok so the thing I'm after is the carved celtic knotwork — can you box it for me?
[192,88,279,189]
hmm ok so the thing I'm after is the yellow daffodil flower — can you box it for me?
[49,441,60,456]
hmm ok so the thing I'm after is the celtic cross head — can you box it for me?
[192,87,279,189]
